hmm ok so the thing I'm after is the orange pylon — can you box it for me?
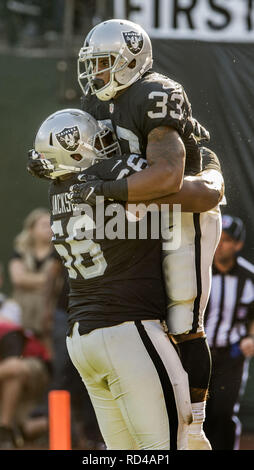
[48,390,71,450]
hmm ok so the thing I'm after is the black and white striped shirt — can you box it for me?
[204,257,254,348]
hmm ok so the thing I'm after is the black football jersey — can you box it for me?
[82,70,202,175]
[49,154,166,335]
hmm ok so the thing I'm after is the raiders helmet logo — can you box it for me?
[56,126,80,151]
[122,31,144,55]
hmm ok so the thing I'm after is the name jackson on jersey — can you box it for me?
[52,192,73,215]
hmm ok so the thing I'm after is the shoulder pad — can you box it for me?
[142,71,182,91]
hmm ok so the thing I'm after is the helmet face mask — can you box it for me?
[78,19,153,101]
[34,109,120,178]
[91,125,120,158]
[78,51,122,101]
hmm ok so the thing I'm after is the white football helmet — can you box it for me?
[34,108,120,178]
[78,19,153,101]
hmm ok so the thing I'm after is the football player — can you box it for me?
[73,19,224,449]
[161,147,223,450]
[74,18,224,450]
[27,109,223,450]
[28,108,194,451]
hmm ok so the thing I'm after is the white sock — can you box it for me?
[189,402,206,435]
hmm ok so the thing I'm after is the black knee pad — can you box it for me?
[177,337,212,390]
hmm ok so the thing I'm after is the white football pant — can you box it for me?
[66,320,192,450]
[162,207,222,335]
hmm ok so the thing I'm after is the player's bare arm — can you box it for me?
[139,169,224,212]
[145,146,225,212]
[124,126,185,201]
[67,126,186,206]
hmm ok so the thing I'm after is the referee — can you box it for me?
[204,214,254,450]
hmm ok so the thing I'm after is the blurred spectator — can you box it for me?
[8,208,103,448]
[45,258,69,390]
[0,263,21,325]
[8,208,58,349]
[204,214,254,450]
[0,261,51,449]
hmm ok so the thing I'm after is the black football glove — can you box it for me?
[68,175,104,205]
[68,174,128,206]
[27,149,54,179]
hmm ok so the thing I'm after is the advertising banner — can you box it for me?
[114,0,254,41]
